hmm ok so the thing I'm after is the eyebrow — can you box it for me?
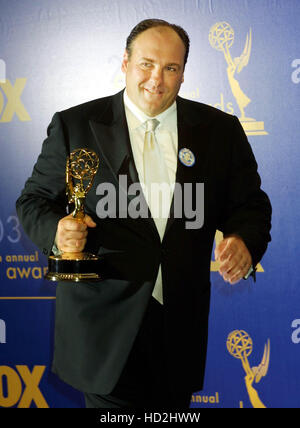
[140,57,155,63]
[140,57,181,68]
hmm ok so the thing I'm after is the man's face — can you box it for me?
[122,26,185,117]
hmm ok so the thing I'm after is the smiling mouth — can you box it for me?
[144,88,163,95]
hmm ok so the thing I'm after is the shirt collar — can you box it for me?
[124,89,177,132]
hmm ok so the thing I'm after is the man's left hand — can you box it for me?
[214,235,252,285]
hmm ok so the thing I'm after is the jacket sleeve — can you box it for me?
[16,112,69,256]
[219,116,272,269]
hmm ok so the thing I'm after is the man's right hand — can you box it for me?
[55,214,96,253]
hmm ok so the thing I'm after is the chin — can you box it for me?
[145,101,167,116]
[141,104,160,117]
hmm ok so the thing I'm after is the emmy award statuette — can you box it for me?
[45,148,101,282]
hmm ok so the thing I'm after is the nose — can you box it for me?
[149,67,163,89]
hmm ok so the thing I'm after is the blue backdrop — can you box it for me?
[0,0,299,408]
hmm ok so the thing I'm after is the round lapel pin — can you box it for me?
[179,148,195,167]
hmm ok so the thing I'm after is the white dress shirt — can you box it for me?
[123,90,178,304]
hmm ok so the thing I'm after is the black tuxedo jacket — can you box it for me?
[16,90,271,395]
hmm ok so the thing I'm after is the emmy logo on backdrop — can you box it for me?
[227,330,270,408]
[45,148,101,282]
[209,22,268,136]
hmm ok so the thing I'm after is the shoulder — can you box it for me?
[57,90,123,124]
[177,96,237,128]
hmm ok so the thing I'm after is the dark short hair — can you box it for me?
[126,19,190,67]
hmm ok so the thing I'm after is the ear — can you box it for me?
[121,50,129,73]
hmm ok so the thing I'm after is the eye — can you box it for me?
[166,66,178,73]
[140,62,152,69]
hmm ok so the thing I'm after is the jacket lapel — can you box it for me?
[89,91,139,188]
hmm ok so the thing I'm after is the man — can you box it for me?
[16,19,272,408]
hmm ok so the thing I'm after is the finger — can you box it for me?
[220,253,246,276]
[63,230,88,241]
[84,215,97,228]
[57,228,88,250]
[228,276,242,285]
[222,255,250,280]
[215,239,229,260]
[219,250,249,278]
[228,268,247,284]
[62,218,88,232]
[60,238,87,253]
[225,259,251,283]
[218,239,239,262]
[223,267,242,283]
[57,229,87,247]
[230,261,252,283]
[218,248,242,274]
